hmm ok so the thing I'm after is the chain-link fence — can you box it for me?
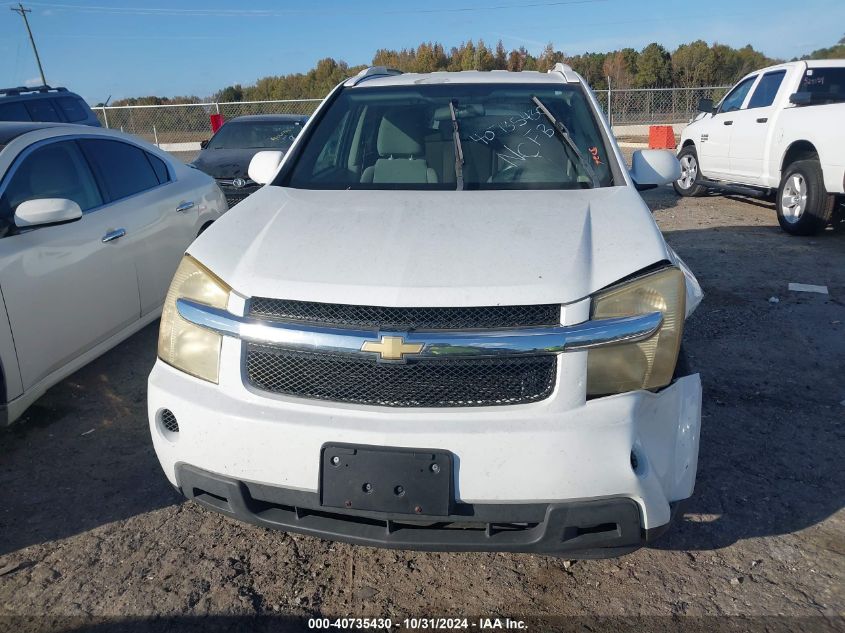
[593,86,730,137]
[93,86,731,158]
[93,98,322,145]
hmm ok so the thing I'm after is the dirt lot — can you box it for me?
[0,183,843,632]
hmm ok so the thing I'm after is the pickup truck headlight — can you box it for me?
[586,266,685,396]
[157,255,231,383]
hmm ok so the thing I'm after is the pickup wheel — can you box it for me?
[776,159,836,235]
[673,146,707,197]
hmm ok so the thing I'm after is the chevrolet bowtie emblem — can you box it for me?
[361,335,423,361]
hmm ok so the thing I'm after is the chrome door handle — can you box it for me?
[102,228,126,243]
[176,201,195,213]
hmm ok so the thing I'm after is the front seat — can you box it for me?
[361,112,438,184]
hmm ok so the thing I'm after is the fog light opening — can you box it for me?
[630,450,640,473]
[158,409,180,435]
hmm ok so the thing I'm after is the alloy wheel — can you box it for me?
[781,173,807,223]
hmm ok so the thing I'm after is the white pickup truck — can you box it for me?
[674,60,845,235]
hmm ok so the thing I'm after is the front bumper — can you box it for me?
[148,349,702,538]
[176,463,684,557]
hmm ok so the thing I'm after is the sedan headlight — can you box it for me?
[157,255,231,383]
[586,266,686,396]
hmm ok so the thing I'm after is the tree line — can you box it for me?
[104,35,843,107]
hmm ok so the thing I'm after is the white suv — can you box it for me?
[149,65,703,558]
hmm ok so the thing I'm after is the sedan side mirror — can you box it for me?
[14,198,82,228]
[248,150,285,185]
[630,149,681,191]
[200,139,210,149]
[697,98,714,113]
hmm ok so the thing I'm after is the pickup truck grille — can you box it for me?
[244,299,560,407]
[245,345,557,408]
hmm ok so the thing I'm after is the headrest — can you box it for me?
[377,111,424,157]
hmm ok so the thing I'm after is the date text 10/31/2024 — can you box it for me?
[307,617,528,630]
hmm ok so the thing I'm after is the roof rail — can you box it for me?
[0,85,67,97]
[345,66,403,87]
[547,63,580,83]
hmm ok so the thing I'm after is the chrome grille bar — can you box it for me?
[176,298,662,360]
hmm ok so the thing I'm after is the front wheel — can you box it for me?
[776,159,836,235]
[673,146,707,197]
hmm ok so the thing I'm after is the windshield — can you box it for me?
[284,83,615,190]
[208,120,305,150]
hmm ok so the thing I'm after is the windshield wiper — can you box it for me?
[449,100,465,191]
[531,95,599,188]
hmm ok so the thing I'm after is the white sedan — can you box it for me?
[0,122,227,425]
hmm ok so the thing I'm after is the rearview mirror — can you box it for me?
[697,98,714,113]
[248,150,285,185]
[630,149,681,191]
[14,198,82,228]
[200,139,209,149]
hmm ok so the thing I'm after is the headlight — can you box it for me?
[586,266,685,396]
[157,255,231,383]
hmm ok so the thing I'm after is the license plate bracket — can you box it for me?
[320,443,453,516]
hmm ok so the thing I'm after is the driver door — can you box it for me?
[698,75,757,179]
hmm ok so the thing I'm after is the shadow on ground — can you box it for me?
[655,218,845,552]
[0,323,181,556]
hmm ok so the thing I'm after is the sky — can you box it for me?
[1,0,843,104]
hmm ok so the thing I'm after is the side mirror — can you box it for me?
[630,149,681,191]
[14,198,82,228]
[248,150,285,185]
[200,139,209,149]
[697,98,714,113]
[789,92,811,106]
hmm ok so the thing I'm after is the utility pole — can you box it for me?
[10,3,47,86]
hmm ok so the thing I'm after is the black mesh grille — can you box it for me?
[246,346,557,408]
[248,299,560,331]
[217,183,259,208]
[222,192,255,207]
[160,409,179,433]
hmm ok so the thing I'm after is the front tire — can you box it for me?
[776,159,836,235]
[673,146,707,197]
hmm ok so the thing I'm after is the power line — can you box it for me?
[23,0,608,17]
[10,3,47,86]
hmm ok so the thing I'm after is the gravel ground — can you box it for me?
[0,180,843,632]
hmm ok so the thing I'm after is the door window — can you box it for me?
[0,140,103,236]
[23,99,61,122]
[146,152,171,184]
[748,71,786,108]
[0,102,31,122]
[719,76,757,113]
[55,96,88,122]
[78,139,161,202]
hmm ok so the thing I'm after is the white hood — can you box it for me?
[189,186,672,307]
